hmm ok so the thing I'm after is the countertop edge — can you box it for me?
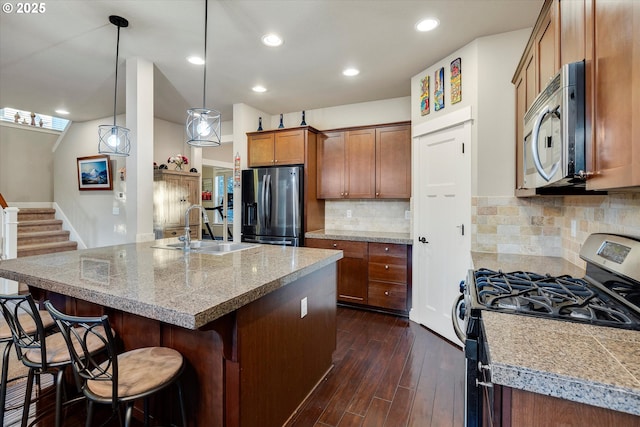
[491,363,640,416]
[305,230,412,245]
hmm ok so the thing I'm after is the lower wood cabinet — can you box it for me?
[305,238,368,304]
[306,238,411,315]
[368,243,408,311]
[492,385,640,427]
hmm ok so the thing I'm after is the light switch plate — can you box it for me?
[112,207,120,215]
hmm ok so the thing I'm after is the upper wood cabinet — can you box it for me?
[153,169,200,238]
[317,122,411,199]
[587,0,640,190]
[247,127,310,167]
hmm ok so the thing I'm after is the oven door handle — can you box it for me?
[531,105,561,182]
[451,294,466,342]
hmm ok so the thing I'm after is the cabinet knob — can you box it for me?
[332,243,337,248]
[384,247,389,252]
[376,192,380,196]
[385,265,389,270]
[344,192,348,197]
[340,192,344,196]
[384,291,389,296]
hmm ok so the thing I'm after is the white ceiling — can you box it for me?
[0,0,543,125]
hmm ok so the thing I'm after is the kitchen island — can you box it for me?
[0,240,343,427]
[471,252,640,424]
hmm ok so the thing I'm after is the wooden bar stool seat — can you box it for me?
[1,304,56,424]
[44,301,187,427]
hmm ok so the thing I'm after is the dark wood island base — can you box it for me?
[31,264,337,427]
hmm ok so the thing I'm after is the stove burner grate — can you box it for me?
[473,268,640,329]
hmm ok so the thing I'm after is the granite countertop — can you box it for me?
[306,229,412,245]
[0,240,343,330]
[471,251,640,416]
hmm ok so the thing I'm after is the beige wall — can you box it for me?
[0,123,58,203]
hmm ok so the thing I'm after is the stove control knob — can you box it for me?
[459,280,466,293]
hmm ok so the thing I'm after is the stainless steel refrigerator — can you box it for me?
[241,166,304,246]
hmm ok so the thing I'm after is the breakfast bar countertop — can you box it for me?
[471,251,640,417]
[0,240,343,330]
[306,229,412,245]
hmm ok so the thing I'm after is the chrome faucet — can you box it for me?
[179,204,208,250]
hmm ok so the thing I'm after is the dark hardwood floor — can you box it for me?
[2,306,464,426]
[285,307,465,427]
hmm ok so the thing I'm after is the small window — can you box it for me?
[0,108,69,132]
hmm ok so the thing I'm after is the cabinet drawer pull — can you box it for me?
[384,247,389,252]
[332,243,337,248]
[385,265,389,270]
[384,291,389,296]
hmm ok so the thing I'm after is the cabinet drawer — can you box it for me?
[306,239,368,259]
[368,282,407,311]
[163,227,198,239]
[368,243,407,264]
[368,263,406,283]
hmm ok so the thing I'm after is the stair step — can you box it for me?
[17,208,56,222]
[18,219,63,233]
[17,241,78,258]
[18,230,71,246]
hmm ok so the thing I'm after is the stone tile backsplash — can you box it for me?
[324,200,411,233]
[472,194,640,267]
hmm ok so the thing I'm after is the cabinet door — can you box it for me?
[524,51,537,111]
[588,0,640,190]
[274,129,305,165]
[305,239,368,304]
[163,173,188,226]
[536,2,559,90]
[515,70,527,191]
[317,132,346,199]
[184,175,201,228]
[560,0,586,65]
[345,129,376,199]
[375,125,411,198]
[248,133,275,167]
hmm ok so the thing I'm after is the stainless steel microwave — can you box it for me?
[522,60,586,189]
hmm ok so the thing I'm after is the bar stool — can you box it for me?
[0,297,56,424]
[0,294,108,427]
[44,301,187,427]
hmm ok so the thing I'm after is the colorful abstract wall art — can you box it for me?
[451,57,462,104]
[434,67,445,111]
[420,74,430,116]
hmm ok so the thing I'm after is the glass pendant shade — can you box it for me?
[99,15,130,157]
[186,0,221,147]
[186,107,221,146]
[98,124,131,155]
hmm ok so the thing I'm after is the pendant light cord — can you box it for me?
[202,0,208,109]
[113,24,121,127]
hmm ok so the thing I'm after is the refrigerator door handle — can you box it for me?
[265,174,272,228]
[291,171,299,236]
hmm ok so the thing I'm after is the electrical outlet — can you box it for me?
[405,210,410,220]
[346,210,352,218]
[301,297,308,318]
[571,219,577,237]
[112,207,120,215]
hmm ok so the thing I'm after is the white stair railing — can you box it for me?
[1,206,19,259]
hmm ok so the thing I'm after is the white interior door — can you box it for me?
[411,121,471,346]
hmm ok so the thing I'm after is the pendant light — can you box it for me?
[186,0,221,147]
[98,15,131,156]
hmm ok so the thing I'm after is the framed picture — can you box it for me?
[451,57,462,104]
[434,67,445,111]
[77,155,113,191]
[420,74,430,116]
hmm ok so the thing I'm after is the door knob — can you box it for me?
[418,236,428,243]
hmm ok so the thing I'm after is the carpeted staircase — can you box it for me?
[17,208,77,257]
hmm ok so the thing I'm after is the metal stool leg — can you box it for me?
[0,341,12,423]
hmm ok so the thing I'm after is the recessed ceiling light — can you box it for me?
[187,56,205,65]
[262,33,283,47]
[252,85,267,93]
[416,18,439,32]
[55,109,70,115]
[342,68,360,77]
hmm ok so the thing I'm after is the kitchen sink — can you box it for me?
[152,241,258,255]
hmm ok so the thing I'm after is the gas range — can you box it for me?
[455,233,640,427]
[465,233,640,331]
